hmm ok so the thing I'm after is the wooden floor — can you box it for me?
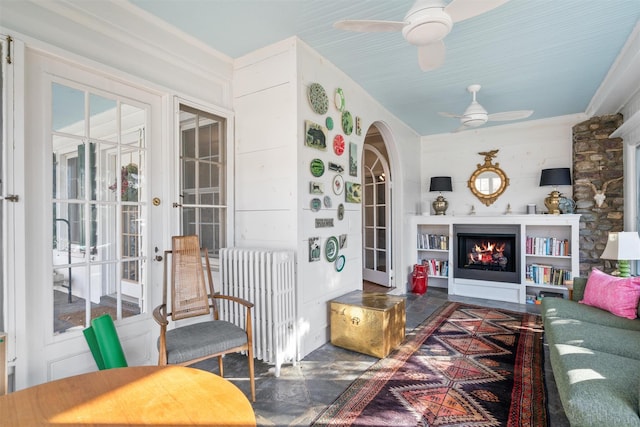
[362,280,392,293]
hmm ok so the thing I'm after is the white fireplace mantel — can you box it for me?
[411,214,580,304]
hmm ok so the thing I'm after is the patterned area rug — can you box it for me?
[312,302,547,427]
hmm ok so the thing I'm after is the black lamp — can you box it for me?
[539,168,571,214]
[429,176,452,215]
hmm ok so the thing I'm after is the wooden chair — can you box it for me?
[153,235,255,401]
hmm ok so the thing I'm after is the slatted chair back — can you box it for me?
[169,235,213,321]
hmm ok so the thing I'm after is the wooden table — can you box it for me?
[0,365,256,426]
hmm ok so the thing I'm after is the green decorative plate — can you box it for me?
[334,88,345,112]
[310,158,325,177]
[308,83,328,115]
[325,236,339,262]
[341,110,353,135]
[326,116,334,130]
[335,254,346,272]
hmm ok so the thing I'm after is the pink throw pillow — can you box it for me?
[580,268,640,319]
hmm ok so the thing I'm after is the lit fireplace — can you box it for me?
[453,224,520,284]
[467,240,508,270]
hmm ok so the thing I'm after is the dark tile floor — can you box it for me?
[194,287,569,426]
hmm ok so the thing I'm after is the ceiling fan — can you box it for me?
[334,0,510,71]
[438,84,533,132]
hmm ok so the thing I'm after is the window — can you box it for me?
[179,104,227,258]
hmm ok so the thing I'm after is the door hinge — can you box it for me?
[5,36,12,65]
[1,195,19,202]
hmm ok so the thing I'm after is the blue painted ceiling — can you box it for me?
[130,0,640,136]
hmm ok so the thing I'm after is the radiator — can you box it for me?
[219,248,297,377]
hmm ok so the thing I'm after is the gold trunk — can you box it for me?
[330,291,406,358]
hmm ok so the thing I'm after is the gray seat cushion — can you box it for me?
[544,315,640,361]
[542,297,640,332]
[161,320,248,365]
[548,342,640,427]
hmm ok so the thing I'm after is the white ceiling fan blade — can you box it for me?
[418,41,445,71]
[438,112,461,118]
[452,124,470,133]
[445,0,511,23]
[488,110,534,122]
[334,20,406,33]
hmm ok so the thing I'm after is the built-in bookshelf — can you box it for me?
[415,225,450,286]
[411,214,580,304]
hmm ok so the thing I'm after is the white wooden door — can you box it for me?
[21,50,164,387]
[362,145,391,286]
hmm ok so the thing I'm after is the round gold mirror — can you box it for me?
[468,150,509,206]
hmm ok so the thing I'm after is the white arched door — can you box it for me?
[362,144,391,287]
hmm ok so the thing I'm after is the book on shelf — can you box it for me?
[420,258,449,277]
[525,236,570,256]
[525,263,571,286]
[417,233,449,250]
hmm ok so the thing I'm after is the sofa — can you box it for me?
[541,272,640,427]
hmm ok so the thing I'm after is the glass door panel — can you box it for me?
[51,82,145,335]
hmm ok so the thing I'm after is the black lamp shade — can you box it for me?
[429,176,452,192]
[539,168,571,187]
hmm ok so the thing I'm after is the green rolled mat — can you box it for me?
[84,314,128,370]
[82,326,106,370]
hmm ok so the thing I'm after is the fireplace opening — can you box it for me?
[453,225,521,284]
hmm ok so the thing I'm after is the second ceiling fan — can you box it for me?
[438,84,534,132]
[334,0,510,71]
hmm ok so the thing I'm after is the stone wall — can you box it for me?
[573,114,624,276]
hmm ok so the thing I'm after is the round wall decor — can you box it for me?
[334,88,345,112]
[337,203,345,220]
[326,116,334,130]
[310,159,325,177]
[325,236,339,262]
[308,83,328,115]
[335,254,346,272]
[333,174,344,195]
[333,134,345,156]
[341,110,353,135]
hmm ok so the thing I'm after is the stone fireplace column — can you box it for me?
[573,114,624,276]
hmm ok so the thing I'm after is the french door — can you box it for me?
[21,50,164,387]
[362,144,391,286]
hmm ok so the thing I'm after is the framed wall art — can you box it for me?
[349,142,357,177]
[309,237,321,262]
[345,182,362,203]
[305,120,327,151]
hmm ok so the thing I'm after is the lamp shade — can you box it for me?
[600,232,640,260]
[429,176,452,192]
[539,168,571,187]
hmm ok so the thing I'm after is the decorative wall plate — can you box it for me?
[334,88,345,112]
[325,236,339,262]
[323,195,332,208]
[308,83,328,115]
[337,203,345,220]
[325,117,334,130]
[335,254,346,272]
[333,174,344,195]
[341,110,353,135]
[310,158,325,177]
[310,198,321,212]
[333,134,345,156]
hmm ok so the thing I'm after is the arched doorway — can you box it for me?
[362,125,392,287]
